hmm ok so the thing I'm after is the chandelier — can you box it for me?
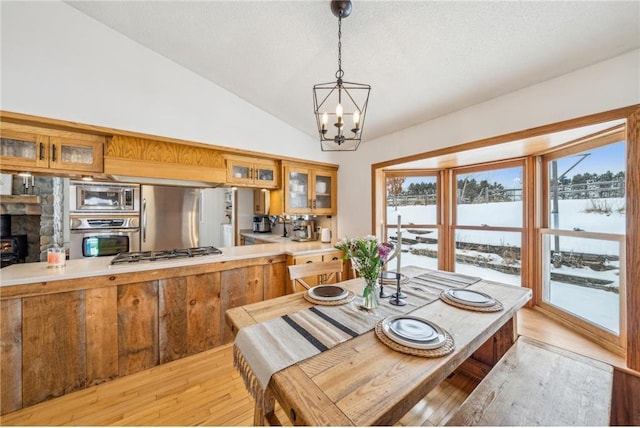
[313,0,371,152]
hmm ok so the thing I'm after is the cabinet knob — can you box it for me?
[39,142,45,160]
[51,144,57,162]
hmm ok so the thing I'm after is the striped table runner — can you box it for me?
[233,269,481,405]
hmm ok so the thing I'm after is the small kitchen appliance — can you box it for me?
[292,218,317,241]
[69,215,140,259]
[321,228,332,243]
[252,215,271,233]
[70,181,139,213]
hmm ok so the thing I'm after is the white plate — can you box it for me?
[308,285,348,301]
[445,288,496,307]
[381,315,447,350]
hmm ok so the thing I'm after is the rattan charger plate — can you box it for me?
[439,291,504,312]
[304,290,356,306]
[374,320,455,358]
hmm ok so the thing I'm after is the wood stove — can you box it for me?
[1,214,28,268]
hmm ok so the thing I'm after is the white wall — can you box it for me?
[0,1,322,161]
[2,2,638,240]
[334,50,640,238]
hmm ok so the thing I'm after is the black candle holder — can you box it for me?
[389,272,407,306]
[378,270,393,298]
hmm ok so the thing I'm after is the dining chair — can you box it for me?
[287,259,344,293]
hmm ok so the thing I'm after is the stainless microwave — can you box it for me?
[69,181,140,213]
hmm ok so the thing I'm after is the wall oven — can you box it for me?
[69,181,140,213]
[69,215,140,259]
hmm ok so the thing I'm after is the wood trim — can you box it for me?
[611,368,640,426]
[522,156,536,302]
[439,170,449,270]
[626,107,640,370]
[372,105,639,170]
[534,304,624,356]
[539,127,625,160]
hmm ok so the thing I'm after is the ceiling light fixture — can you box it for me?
[313,0,371,152]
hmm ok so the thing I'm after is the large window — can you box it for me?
[541,139,626,336]
[453,163,525,286]
[384,173,439,271]
[377,109,638,367]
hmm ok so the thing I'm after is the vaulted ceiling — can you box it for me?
[67,1,640,143]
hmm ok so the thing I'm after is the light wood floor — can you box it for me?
[1,307,622,426]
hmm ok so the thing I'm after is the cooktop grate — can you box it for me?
[110,246,223,265]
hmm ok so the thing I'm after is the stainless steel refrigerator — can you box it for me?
[140,185,200,251]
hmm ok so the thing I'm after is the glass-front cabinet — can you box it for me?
[284,165,337,215]
[225,155,279,188]
[0,122,104,173]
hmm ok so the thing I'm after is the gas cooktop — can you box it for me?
[110,246,223,265]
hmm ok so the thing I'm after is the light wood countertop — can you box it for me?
[0,241,338,288]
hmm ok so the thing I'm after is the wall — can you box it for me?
[335,50,640,237]
[1,2,638,240]
[0,1,321,162]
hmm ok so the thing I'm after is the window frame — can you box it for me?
[450,159,528,286]
[373,105,639,369]
[383,170,443,269]
[537,131,627,353]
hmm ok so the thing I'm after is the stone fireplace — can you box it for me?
[0,176,62,262]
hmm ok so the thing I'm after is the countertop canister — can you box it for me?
[321,228,332,243]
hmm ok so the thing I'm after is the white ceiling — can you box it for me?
[66,1,640,143]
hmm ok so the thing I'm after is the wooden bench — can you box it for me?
[446,336,613,426]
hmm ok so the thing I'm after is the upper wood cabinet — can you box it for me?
[0,122,104,174]
[283,164,337,215]
[225,155,279,189]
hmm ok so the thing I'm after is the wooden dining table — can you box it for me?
[225,267,532,426]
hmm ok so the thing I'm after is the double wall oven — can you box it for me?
[69,181,140,259]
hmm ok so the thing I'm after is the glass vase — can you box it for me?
[362,277,380,310]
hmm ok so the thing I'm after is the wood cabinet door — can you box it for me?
[49,136,104,173]
[226,158,256,186]
[1,299,22,414]
[264,260,287,300]
[0,126,49,170]
[117,282,159,376]
[22,291,87,407]
[220,266,264,344]
[312,168,337,215]
[253,160,278,188]
[284,165,312,214]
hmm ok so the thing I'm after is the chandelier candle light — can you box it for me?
[313,0,371,151]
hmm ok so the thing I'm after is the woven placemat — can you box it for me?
[439,291,504,312]
[304,290,356,306]
[374,320,455,358]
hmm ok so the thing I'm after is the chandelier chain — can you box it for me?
[336,15,344,80]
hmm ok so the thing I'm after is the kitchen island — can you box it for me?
[0,240,339,415]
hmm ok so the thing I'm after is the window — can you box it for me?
[384,173,440,271]
[375,109,638,366]
[541,139,626,336]
[453,163,525,286]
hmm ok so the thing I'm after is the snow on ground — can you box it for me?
[387,198,624,333]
